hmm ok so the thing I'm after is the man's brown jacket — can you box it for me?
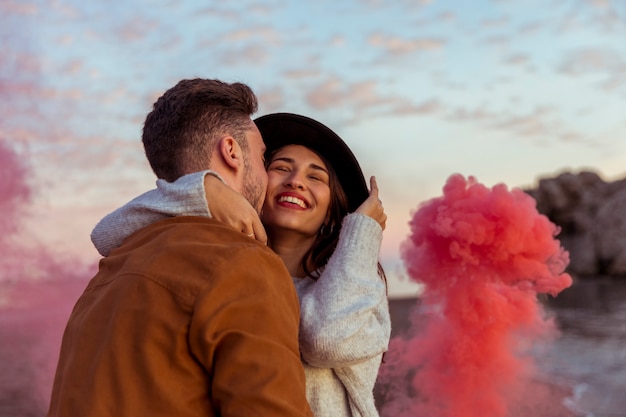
[47,216,312,417]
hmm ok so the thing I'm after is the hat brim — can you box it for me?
[255,113,369,212]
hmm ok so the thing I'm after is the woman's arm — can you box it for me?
[297,212,391,368]
[201,175,267,244]
[91,171,265,256]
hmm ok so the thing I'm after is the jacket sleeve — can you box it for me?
[90,171,213,256]
[189,246,313,417]
[298,213,391,368]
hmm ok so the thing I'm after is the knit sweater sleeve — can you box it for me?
[297,213,391,368]
[90,171,214,256]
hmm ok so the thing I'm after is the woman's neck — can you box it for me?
[267,230,316,278]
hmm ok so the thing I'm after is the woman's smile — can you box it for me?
[261,144,331,237]
[277,192,309,209]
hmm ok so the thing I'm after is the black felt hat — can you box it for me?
[255,113,369,212]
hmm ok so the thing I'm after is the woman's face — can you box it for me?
[261,144,331,237]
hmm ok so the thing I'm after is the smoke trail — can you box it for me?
[379,174,572,417]
[0,139,92,416]
[0,140,30,236]
[0,140,33,290]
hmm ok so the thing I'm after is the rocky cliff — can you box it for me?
[525,170,626,278]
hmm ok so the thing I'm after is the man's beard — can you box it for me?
[241,163,265,214]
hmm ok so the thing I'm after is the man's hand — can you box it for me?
[204,175,268,244]
[355,176,387,230]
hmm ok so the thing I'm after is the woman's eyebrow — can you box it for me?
[271,157,294,164]
[309,163,328,174]
[270,157,328,174]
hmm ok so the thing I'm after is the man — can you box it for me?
[47,79,312,417]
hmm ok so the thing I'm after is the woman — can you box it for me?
[91,113,391,417]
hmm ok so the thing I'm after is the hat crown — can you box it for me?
[255,113,368,212]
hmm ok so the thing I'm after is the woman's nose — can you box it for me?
[285,172,305,189]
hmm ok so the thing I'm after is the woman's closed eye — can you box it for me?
[269,163,291,172]
[307,170,329,184]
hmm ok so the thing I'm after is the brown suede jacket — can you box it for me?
[47,216,312,417]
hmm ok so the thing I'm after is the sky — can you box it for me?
[2,0,626,297]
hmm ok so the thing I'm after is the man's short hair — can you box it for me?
[142,78,258,182]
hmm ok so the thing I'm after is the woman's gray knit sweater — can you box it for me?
[91,171,391,417]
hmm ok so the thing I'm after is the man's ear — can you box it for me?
[217,136,244,172]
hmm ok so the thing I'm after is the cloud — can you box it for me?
[257,86,286,113]
[194,26,284,67]
[586,0,610,6]
[305,77,349,108]
[503,53,532,68]
[0,1,38,16]
[449,105,597,146]
[436,11,457,23]
[217,43,272,66]
[0,79,40,98]
[306,76,404,113]
[194,2,278,22]
[282,69,324,80]
[48,1,80,19]
[356,0,433,9]
[480,16,511,30]
[55,34,76,46]
[303,75,442,124]
[558,47,626,92]
[368,33,445,56]
[221,27,282,43]
[492,107,559,137]
[517,21,545,35]
[116,17,160,43]
[481,34,512,50]
[328,34,347,47]
[559,47,623,75]
[554,0,625,34]
[0,74,147,200]
[305,77,376,107]
[390,99,441,116]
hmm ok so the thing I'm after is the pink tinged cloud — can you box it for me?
[379,174,572,417]
[368,33,445,55]
[0,1,38,16]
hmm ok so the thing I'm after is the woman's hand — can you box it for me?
[204,175,268,244]
[355,176,387,230]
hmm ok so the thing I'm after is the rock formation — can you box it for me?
[525,170,626,278]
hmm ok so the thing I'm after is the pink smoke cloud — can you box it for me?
[0,140,31,236]
[0,139,94,416]
[379,174,573,417]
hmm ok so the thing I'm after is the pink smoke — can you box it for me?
[0,140,31,236]
[379,174,573,417]
[0,139,93,416]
